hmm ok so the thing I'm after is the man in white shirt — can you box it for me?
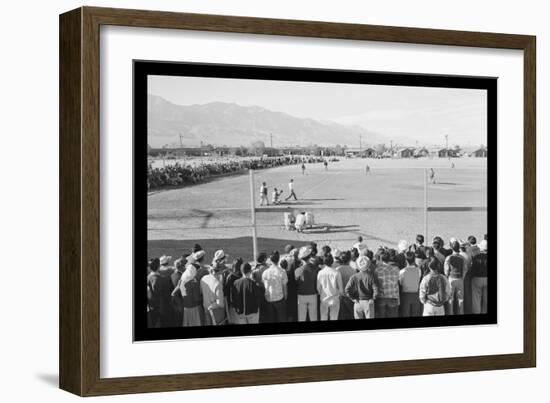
[285,179,298,201]
[262,251,288,322]
[294,212,306,233]
[316,254,344,320]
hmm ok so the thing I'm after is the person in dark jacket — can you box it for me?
[345,256,379,319]
[470,240,488,314]
[147,257,176,327]
[223,258,243,324]
[444,241,466,315]
[295,246,319,321]
[233,263,263,324]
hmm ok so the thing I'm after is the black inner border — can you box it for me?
[133,60,497,342]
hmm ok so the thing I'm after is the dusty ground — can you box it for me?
[148,156,487,262]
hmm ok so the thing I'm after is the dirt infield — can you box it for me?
[148,157,487,260]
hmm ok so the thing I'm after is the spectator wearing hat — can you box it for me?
[345,256,379,319]
[295,246,319,322]
[334,250,356,320]
[470,240,488,314]
[233,263,263,324]
[178,263,202,327]
[262,251,288,323]
[193,250,209,282]
[200,262,225,326]
[444,240,466,315]
[419,259,451,316]
[374,249,400,318]
[147,258,176,327]
[223,258,243,324]
[399,251,422,317]
[316,254,344,320]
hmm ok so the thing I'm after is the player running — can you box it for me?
[324,160,328,171]
[301,163,306,175]
[365,165,370,175]
[285,179,298,201]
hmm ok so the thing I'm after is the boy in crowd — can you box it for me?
[399,251,422,317]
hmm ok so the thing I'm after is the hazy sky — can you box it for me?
[149,75,487,147]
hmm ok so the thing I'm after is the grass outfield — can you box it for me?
[148,157,487,261]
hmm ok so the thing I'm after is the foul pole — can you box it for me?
[249,169,258,259]
[424,168,428,241]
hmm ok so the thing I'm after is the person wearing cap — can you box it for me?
[399,251,422,317]
[345,256,379,319]
[374,249,400,318]
[444,240,466,315]
[262,251,288,323]
[200,262,225,326]
[295,245,319,322]
[233,263,263,324]
[316,254,344,320]
[419,259,451,316]
[419,247,443,280]
[470,240,488,314]
[147,257,176,327]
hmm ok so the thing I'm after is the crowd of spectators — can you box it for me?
[146,233,489,327]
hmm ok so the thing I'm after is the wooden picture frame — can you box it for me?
[59,6,536,396]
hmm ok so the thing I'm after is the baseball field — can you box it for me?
[148,157,487,262]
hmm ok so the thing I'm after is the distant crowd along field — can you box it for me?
[147,155,335,189]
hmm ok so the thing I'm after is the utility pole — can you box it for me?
[179,134,184,148]
[359,133,362,152]
[270,133,273,148]
[390,140,393,152]
[445,134,449,158]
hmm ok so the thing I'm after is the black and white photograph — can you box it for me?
[135,61,496,341]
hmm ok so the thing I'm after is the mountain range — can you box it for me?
[147,94,401,148]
